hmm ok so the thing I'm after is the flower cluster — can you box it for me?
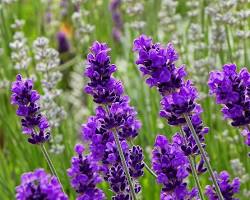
[124,0,145,30]
[205,171,240,200]
[208,64,250,127]
[71,2,95,45]
[109,0,123,42]
[11,74,50,144]
[133,35,185,95]
[67,144,105,200]
[16,168,67,200]
[84,42,123,104]
[9,19,31,70]
[33,37,66,129]
[152,134,198,199]
[80,41,144,199]
[133,35,208,163]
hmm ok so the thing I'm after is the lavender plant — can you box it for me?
[33,37,66,129]
[208,64,250,153]
[67,144,105,200]
[16,169,67,200]
[71,0,95,47]
[133,34,225,199]
[152,134,198,199]
[109,0,123,42]
[205,171,240,200]
[79,41,145,200]
[10,74,63,190]
[9,19,31,72]
[123,0,145,31]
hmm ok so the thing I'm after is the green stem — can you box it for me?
[40,144,65,193]
[144,161,157,178]
[183,114,224,200]
[180,128,205,200]
[225,25,232,63]
[112,128,137,200]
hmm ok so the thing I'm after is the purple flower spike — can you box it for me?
[160,81,198,125]
[152,134,198,199]
[110,0,123,42]
[133,35,186,95]
[85,41,124,104]
[57,31,70,54]
[208,64,250,127]
[67,144,106,200]
[108,164,130,200]
[16,168,67,200]
[205,171,240,200]
[128,146,144,178]
[83,41,144,199]
[11,74,50,144]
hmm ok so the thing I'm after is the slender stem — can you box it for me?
[183,114,224,200]
[40,144,65,193]
[180,128,205,200]
[225,25,233,63]
[144,161,157,178]
[112,128,137,200]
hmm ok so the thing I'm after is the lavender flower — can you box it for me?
[159,80,198,125]
[181,109,209,157]
[16,168,67,200]
[9,19,31,71]
[134,34,225,198]
[128,146,144,179]
[11,74,50,144]
[57,31,70,54]
[33,37,66,129]
[205,171,240,200]
[108,164,130,200]
[67,144,106,200]
[208,64,250,127]
[109,0,123,42]
[83,41,144,199]
[133,34,186,95]
[133,35,209,159]
[152,134,198,199]
[84,42,123,104]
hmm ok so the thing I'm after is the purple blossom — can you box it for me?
[128,146,144,178]
[205,171,240,200]
[152,134,198,199]
[57,31,70,54]
[133,35,209,174]
[133,34,186,95]
[159,81,198,125]
[83,41,144,198]
[85,41,123,104]
[109,0,123,42]
[67,144,106,200]
[11,74,50,144]
[16,168,67,200]
[181,110,209,157]
[108,164,130,200]
[208,64,250,127]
